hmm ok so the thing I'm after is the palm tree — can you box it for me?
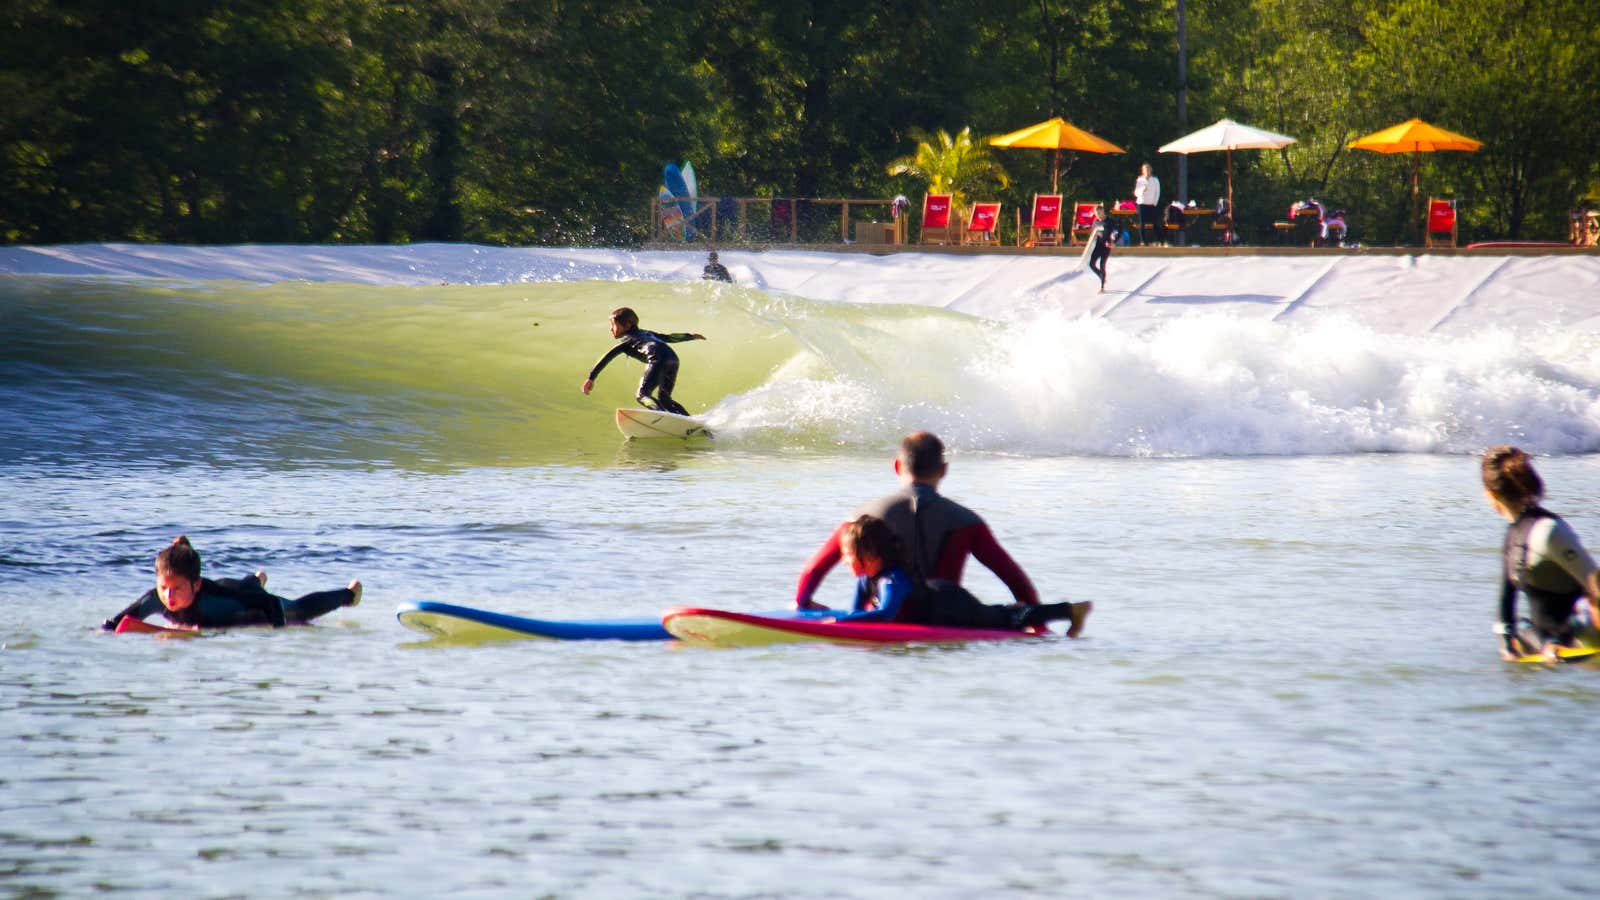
[886,127,1011,217]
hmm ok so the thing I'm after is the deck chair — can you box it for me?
[963,202,1001,246]
[1425,198,1458,248]
[1026,195,1064,247]
[1068,202,1098,245]
[919,194,954,245]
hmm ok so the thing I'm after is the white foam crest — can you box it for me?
[709,309,1600,457]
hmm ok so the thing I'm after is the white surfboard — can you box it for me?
[615,408,713,439]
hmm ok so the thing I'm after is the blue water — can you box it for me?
[4,273,1600,897]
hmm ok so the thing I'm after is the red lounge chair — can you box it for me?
[963,202,1002,246]
[920,194,953,245]
[1425,198,1458,248]
[1068,202,1098,245]
[1027,194,1064,247]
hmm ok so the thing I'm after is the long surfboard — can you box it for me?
[396,601,832,643]
[662,607,1048,648]
[398,601,672,642]
[615,407,712,439]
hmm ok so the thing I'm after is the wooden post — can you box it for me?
[790,198,798,244]
[841,201,850,244]
[737,199,747,242]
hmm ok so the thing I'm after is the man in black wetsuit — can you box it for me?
[581,306,707,416]
[702,251,733,283]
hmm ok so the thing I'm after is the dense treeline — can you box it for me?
[3,0,1596,246]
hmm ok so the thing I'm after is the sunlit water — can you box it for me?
[4,275,1600,897]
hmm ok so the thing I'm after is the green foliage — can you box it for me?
[885,127,1010,214]
[1,0,1594,245]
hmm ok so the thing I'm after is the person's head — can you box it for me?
[893,431,947,485]
[1482,446,1544,520]
[839,515,901,577]
[154,535,202,612]
[609,307,639,338]
[708,251,719,263]
[1141,163,1153,177]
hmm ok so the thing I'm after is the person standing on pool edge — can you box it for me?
[101,535,362,630]
[1133,162,1162,246]
[1481,446,1600,661]
[793,431,1091,637]
[581,306,706,416]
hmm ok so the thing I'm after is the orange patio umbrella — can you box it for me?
[989,117,1126,193]
[1348,118,1482,240]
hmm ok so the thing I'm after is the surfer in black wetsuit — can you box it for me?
[581,306,707,416]
[101,536,362,631]
[702,251,733,283]
[1087,205,1112,293]
[1481,447,1600,661]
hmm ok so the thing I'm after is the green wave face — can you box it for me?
[0,277,986,469]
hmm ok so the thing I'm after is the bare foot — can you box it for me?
[347,579,363,607]
[1066,600,1093,638]
[255,570,268,588]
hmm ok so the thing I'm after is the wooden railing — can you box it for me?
[649,196,906,246]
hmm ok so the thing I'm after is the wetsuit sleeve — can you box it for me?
[587,344,628,382]
[102,589,164,630]
[843,570,912,623]
[965,524,1039,606]
[1537,518,1599,585]
[658,332,701,343]
[794,524,845,608]
[1497,576,1520,654]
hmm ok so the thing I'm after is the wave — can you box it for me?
[5,275,1600,467]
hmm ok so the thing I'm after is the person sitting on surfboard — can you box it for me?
[1481,446,1600,661]
[581,306,706,417]
[794,431,1090,637]
[100,536,362,631]
[839,515,1084,631]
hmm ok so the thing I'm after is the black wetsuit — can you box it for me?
[1088,221,1112,287]
[702,262,732,283]
[588,329,699,416]
[101,574,354,630]
[1499,507,1594,652]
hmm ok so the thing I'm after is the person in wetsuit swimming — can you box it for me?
[794,431,1091,636]
[838,515,1083,630]
[702,251,733,283]
[1481,446,1600,661]
[581,306,707,416]
[101,535,362,631]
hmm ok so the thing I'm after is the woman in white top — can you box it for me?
[1133,163,1162,246]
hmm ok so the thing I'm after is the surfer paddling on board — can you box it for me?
[794,431,1091,637]
[1481,447,1600,662]
[839,515,1084,630]
[101,536,362,631]
[581,306,706,417]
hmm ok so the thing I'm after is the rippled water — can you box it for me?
[6,451,1600,897]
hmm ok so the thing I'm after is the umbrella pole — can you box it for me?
[1226,148,1235,244]
[1411,151,1420,246]
[1052,149,1059,194]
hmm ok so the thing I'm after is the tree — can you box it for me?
[886,127,1010,215]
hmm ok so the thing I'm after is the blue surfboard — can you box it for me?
[663,163,695,241]
[396,600,831,643]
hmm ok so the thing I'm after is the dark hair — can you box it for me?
[898,431,946,480]
[610,307,639,331]
[840,515,902,567]
[1481,445,1544,511]
[155,535,201,581]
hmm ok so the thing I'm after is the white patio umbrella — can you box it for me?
[1159,118,1297,232]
